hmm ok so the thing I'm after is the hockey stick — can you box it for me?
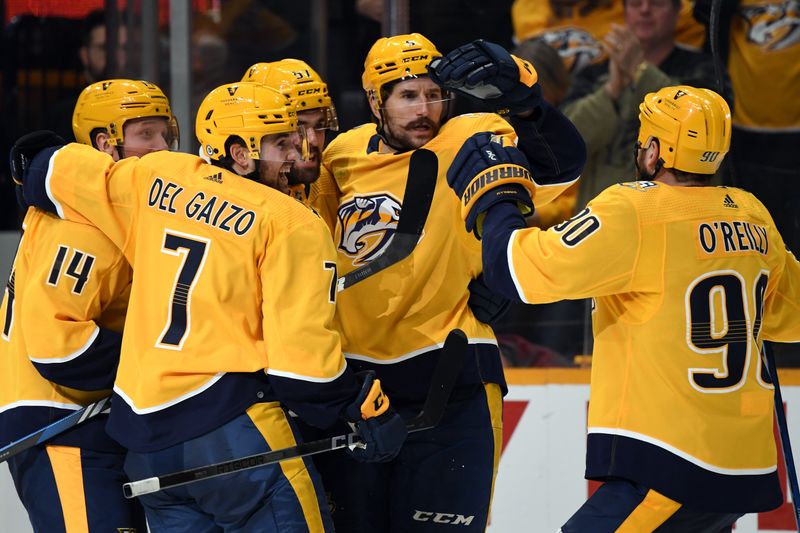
[0,396,111,463]
[763,341,800,531]
[123,328,468,499]
[337,148,438,292]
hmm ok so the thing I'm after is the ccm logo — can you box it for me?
[412,510,474,526]
[403,54,429,62]
[298,88,321,95]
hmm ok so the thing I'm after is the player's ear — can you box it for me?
[228,141,250,168]
[368,92,381,120]
[644,136,661,171]
[94,131,115,157]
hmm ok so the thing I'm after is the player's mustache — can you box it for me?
[405,118,436,130]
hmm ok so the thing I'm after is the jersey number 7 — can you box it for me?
[156,230,210,350]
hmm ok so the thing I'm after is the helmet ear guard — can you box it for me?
[72,79,179,150]
[637,85,731,175]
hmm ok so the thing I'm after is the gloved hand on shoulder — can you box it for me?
[344,371,407,462]
[447,131,535,238]
[9,130,65,185]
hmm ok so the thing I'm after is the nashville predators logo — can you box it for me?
[536,27,604,73]
[337,193,402,266]
[742,1,800,51]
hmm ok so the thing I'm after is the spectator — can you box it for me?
[512,0,705,73]
[562,0,725,212]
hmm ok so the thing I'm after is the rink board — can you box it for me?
[488,368,800,532]
[3,368,800,532]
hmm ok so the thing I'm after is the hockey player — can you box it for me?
[10,81,407,532]
[242,58,338,203]
[306,34,585,531]
[446,85,800,531]
[0,79,177,532]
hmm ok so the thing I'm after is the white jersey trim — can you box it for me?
[507,229,529,303]
[0,399,83,415]
[267,361,348,383]
[114,372,226,415]
[29,326,100,364]
[588,426,777,475]
[344,337,497,364]
[46,147,66,220]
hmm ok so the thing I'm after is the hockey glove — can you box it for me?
[428,39,542,114]
[447,132,535,238]
[9,130,65,185]
[468,274,511,324]
[344,371,407,463]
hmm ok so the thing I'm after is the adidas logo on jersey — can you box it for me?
[723,194,738,208]
[204,172,223,184]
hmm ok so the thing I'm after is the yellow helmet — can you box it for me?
[242,59,338,131]
[362,33,441,106]
[72,79,178,149]
[638,85,731,174]
[195,81,297,161]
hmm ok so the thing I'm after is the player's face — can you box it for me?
[625,0,679,46]
[381,77,444,151]
[291,109,327,185]
[259,132,300,194]
[119,117,172,160]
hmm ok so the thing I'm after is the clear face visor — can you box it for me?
[253,128,312,164]
[377,93,454,113]
[378,83,453,111]
[114,116,180,154]
[297,105,340,143]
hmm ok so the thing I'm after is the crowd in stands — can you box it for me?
[1,0,797,366]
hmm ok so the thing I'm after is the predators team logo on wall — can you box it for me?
[337,193,401,266]
[742,0,800,51]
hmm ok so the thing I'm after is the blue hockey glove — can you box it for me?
[447,132,535,238]
[344,371,407,463]
[428,39,542,114]
[9,130,65,185]
[468,274,511,324]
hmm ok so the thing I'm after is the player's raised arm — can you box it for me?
[429,38,586,203]
[447,133,640,303]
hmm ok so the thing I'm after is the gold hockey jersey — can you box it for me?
[21,144,359,451]
[0,209,130,451]
[310,112,577,402]
[495,181,800,511]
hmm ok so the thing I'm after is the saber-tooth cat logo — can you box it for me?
[337,193,402,266]
[742,1,800,50]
